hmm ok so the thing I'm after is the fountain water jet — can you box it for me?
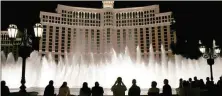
[1,45,222,95]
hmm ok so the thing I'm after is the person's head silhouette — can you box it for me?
[132,79,136,85]
[95,82,99,87]
[200,79,204,83]
[61,82,67,88]
[49,80,53,85]
[220,76,222,80]
[206,77,210,81]
[1,81,6,86]
[189,78,192,82]
[83,82,88,88]
[194,76,197,81]
[179,78,183,82]
[151,81,157,88]
[117,77,122,84]
[164,79,169,85]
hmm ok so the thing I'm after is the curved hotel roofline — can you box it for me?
[41,3,169,20]
[55,4,161,13]
[56,3,160,10]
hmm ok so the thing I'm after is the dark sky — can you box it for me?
[1,1,222,59]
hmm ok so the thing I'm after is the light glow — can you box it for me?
[215,48,221,54]
[199,46,206,53]
[34,23,43,37]
[7,24,18,38]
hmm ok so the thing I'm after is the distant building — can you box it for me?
[1,31,21,60]
[39,1,176,61]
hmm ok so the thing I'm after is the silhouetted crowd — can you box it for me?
[179,76,218,89]
[1,76,222,96]
[177,76,222,96]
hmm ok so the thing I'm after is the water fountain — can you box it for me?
[1,44,222,95]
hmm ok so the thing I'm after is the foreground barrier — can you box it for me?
[8,88,222,96]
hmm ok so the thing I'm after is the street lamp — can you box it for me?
[199,40,221,81]
[7,23,43,94]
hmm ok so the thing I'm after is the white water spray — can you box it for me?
[1,45,222,91]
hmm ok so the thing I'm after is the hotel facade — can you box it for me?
[39,1,176,61]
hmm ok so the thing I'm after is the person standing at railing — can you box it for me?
[148,81,159,96]
[43,80,55,96]
[217,76,222,96]
[128,79,140,96]
[206,77,214,89]
[199,79,205,89]
[80,82,91,96]
[217,76,222,88]
[162,79,172,96]
[188,78,193,88]
[111,77,127,96]
[179,78,183,88]
[193,76,199,88]
[92,82,104,96]
[58,82,70,96]
[1,81,10,96]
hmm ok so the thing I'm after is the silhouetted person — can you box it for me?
[111,77,127,96]
[188,78,192,82]
[199,79,205,89]
[193,76,199,88]
[58,82,70,96]
[148,81,159,96]
[188,78,193,88]
[217,76,222,88]
[206,77,216,96]
[206,77,213,89]
[43,80,55,96]
[92,82,103,96]
[128,79,140,96]
[181,81,190,96]
[179,78,183,88]
[80,82,91,96]
[162,79,172,96]
[217,76,222,96]
[182,80,189,88]
[1,81,10,96]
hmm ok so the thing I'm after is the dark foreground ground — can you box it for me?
[10,88,222,96]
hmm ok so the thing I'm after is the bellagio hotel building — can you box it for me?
[39,1,176,61]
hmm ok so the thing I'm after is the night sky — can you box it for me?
[1,1,222,59]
